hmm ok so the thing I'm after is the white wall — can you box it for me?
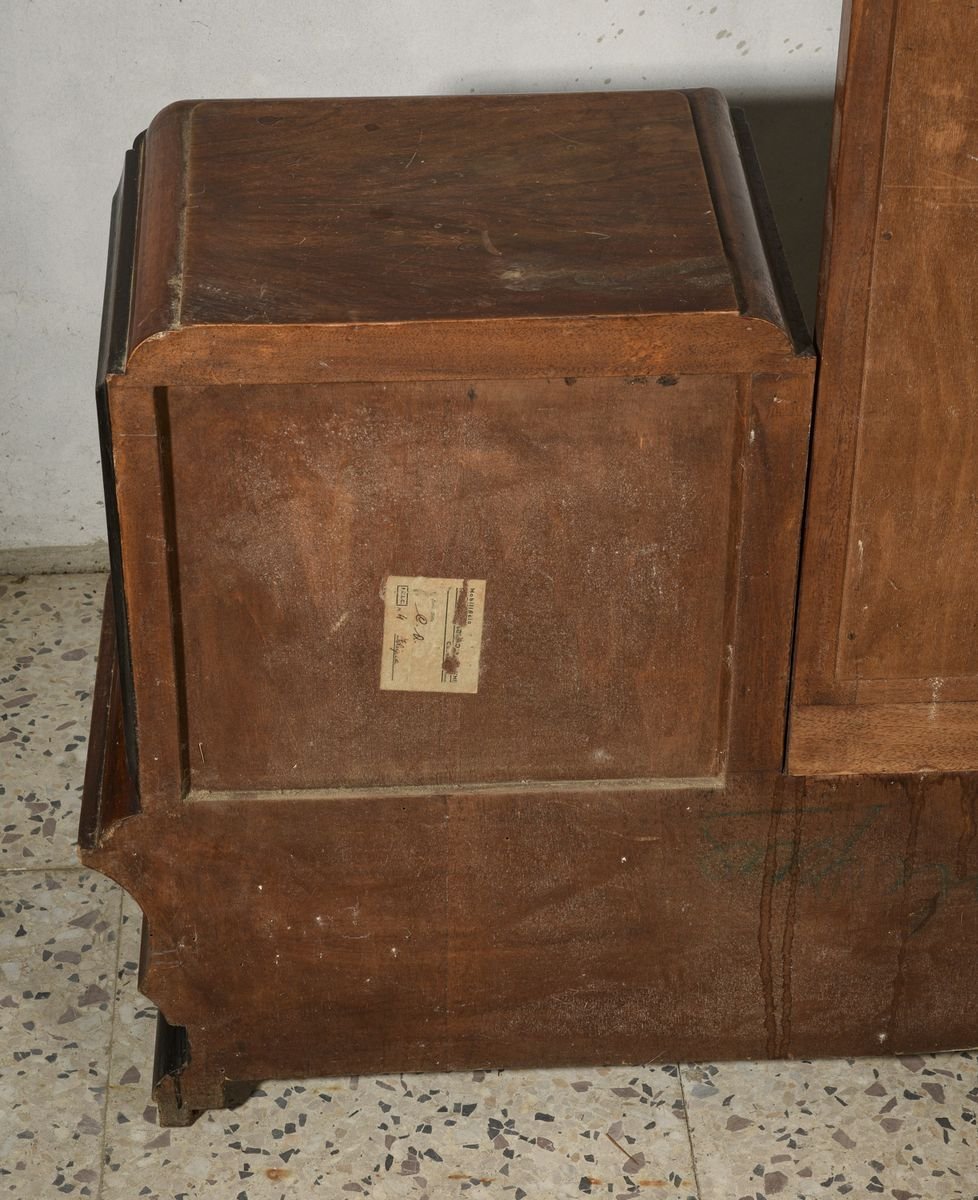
[0,0,841,556]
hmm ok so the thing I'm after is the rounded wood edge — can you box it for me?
[122,311,811,385]
[684,87,809,353]
[128,100,203,351]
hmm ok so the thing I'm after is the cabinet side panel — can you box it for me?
[790,0,978,771]
[837,0,978,683]
[791,0,897,708]
[166,376,743,791]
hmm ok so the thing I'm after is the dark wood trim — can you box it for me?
[96,142,143,793]
[78,580,117,852]
[685,89,810,355]
[729,106,814,359]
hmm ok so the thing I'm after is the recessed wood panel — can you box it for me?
[836,2,978,685]
[790,0,978,772]
[167,375,744,790]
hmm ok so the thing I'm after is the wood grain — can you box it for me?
[790,0,978,769]
[104,90,813,808]
[82,618,978,1117]
[129,101,192,349]
[168,375,740,790]
[726,373,813,772]
[791,702,978,775]
[110,362,813,802]
[140,92,736,333]
[106,382,187,807]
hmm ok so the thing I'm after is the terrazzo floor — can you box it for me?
[1,571,976,1200]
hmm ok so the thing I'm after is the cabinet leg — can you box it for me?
[152,1012,256,1127]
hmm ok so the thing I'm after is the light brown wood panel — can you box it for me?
[790,0,978,772]
[122,313,803,386]
[727,372,813,772]
[168,376,743,790]
[791,703,978,776]
[837,2,978,684]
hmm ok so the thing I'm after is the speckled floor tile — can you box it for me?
[682,1055,978,1199]
[0,869,122,1197]
[0,574,107,868]
[103,906,697,1199]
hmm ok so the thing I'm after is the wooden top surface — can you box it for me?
[120,90,810,379]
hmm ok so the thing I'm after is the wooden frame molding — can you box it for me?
[789,0,978,774]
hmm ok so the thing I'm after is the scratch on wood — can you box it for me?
[545,128,583,147]
[404,129,423,170]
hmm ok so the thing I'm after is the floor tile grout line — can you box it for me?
[94,884,126,1200]
[0,861,92,876]
[677,1063,705,1200]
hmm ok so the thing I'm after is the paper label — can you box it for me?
[380,576,486,693]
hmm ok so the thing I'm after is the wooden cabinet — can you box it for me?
[80,78,978,1125]
[789,0,978,773]
[94,90,814,809]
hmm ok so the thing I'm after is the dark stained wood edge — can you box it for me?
[789,702,978,776]
[106,382,188,808]
[78,581,139,856]
[129,99,198,350]
[152,1013,198,1126]
[154,386,192,797]
[78,580,117,853]
[790,0,901,706]
[729,107,814,359]
[684,89,811,356]
[97,144,143,791]
[97,378,140,793]
[98,140,141,383]
[152,1012,257,1127]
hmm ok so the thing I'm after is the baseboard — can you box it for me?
[0,541,110,576]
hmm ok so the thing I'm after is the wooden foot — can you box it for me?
[152,1012,255,1127]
